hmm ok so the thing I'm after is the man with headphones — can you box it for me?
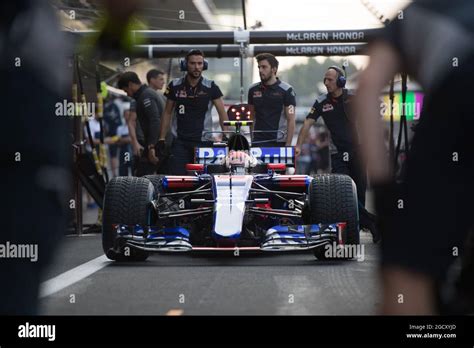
[295,66,379,243]
[159,49,229,174]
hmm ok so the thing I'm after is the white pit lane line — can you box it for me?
[39,255,110,298]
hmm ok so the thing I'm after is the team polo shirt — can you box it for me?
[248,78,296,143]
[307,89,357,154]
[164,76,223,142]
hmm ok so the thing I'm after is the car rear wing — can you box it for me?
[194,146,295,166]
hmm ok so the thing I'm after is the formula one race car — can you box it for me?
[102,107,359,262]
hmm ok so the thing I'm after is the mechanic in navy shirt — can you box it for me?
[159,49,229,175]
[296,66,379,243]
[248,53,296,147]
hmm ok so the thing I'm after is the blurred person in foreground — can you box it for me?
[0,0,143,314]
[0,0,71,314]
[355,0,474,314]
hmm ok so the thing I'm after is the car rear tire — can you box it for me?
[308,174,359,260]
[102,176,154,261]
[143,174,165,198]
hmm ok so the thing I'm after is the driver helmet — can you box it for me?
[225,150,255,169]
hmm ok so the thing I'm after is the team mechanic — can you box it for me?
[295,66,379,243]
[159,49,229,175]
[118,71,166,175]
[248,53,296,147]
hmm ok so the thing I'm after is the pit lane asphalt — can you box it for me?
[39,231,380,315]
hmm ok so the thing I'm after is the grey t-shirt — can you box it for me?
[129,99,145,146]
[130,90,170,147]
